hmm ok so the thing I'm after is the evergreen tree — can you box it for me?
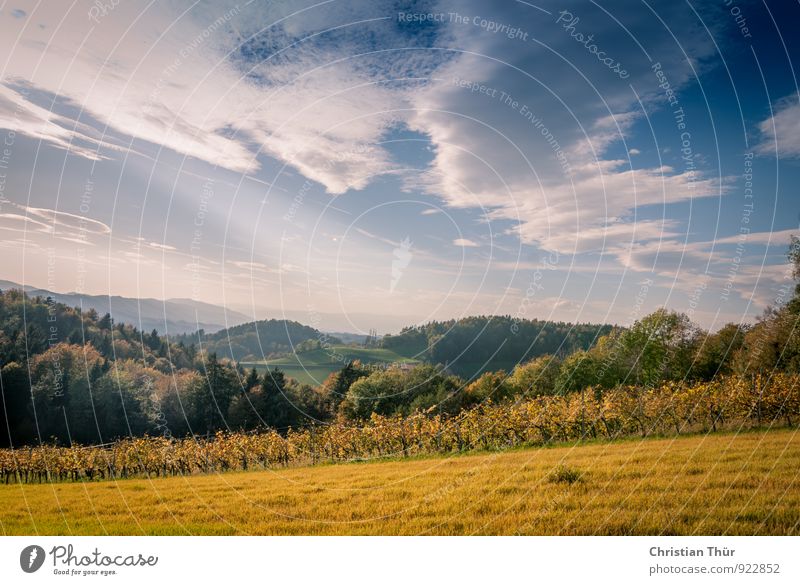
[186,353,238,434]
[244,367,260,392]
[147,328,161,351]
[98,313,112,330]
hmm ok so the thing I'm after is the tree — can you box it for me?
[18,323,47,358]
[244,367,260,392]
[98,313,112,330]
[787,235,800,315]
[185,353,239,434]
[0,362,35,446]
[507,354,561,397]
[29,344,104,444]
[340,365,461,419]
[733,238,800,374]
[465,370,512,404]
[157,370,199,437]
[691,323,746,381]
[259,368,293,429]
[147,329,161,351]
[320,361,370,414]
[283,379,327,424]
[94,368,153,440]
[612,309,695,387]
[233,367,328,430]
[555,350,599,394]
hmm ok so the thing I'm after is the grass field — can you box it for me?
[2,429,798,535]
[242,345,422,385]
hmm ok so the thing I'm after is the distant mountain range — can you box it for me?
[0,280,251,335]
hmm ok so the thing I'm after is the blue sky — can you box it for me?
[0,0,798,333]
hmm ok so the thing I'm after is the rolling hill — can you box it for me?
[0,279,250,334]
[381,316,614,379]
[188,319,340,365]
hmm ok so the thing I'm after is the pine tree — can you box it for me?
[244,367,260,392]
[98,313,112,330]
[147,328,161,351]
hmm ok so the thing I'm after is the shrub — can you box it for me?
[547,464,584,485]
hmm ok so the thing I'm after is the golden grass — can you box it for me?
[1,429,798,535]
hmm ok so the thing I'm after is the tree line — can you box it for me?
[0,292,324,446]
[380,315,613,377]
[1,237,798,448]
[2,372,798,484]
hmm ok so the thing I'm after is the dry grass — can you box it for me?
[1,429,798,535]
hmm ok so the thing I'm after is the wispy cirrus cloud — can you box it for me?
[404,0,723,258]
[0,1,445,191]
[0,203,110,239]
[0,0,795,330]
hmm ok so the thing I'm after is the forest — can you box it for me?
[171,318,336,362]
[0,237,798,450]
[380,316,613,375]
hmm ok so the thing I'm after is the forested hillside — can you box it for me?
[0,290,325,446]
[174,319,336,362]
[1,236,798,449]
[381,316,613,377]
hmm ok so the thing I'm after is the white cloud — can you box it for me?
[0,0,722,251]
[713,228,797,247]
[403,0,721,259]
[755,94,800,158]
[25,206,111,234]
[0,1,419,190]
[0,203,110,238]
[0,212,53,233]
[149,242,177,251]
[2,0,781,325]
[0,85,109,161]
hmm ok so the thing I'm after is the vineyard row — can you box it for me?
[1,374,798,484]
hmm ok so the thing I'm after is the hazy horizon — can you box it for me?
[1,1,799,337]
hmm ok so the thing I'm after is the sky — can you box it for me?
[0,0,798,334]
